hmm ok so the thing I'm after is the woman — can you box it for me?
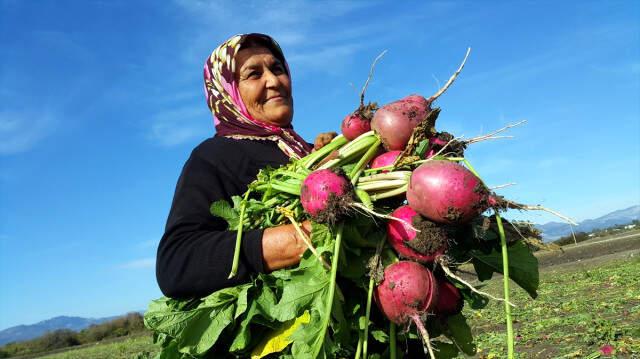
[156,33,335,299]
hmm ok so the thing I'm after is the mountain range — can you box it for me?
[536,205,640,240]
[0,315,116,346]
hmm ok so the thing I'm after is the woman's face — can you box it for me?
[235,46,293,127]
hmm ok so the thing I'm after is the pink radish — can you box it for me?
[371,49,470,151]
[374,261,439,355]
[300,168,354,224]
[387,205,448,263]
[406,160,490,224]
[374,261,438,325]
[341,112,372,141]
[434,279,463,316]
[370,150,401,172]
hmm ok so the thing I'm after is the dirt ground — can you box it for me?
[536,231,640,269]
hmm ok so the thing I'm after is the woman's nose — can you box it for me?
[263,69,281,88]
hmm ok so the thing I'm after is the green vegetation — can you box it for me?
[3,256,638,358]
[0,313,147,358]
[466,256,640,358]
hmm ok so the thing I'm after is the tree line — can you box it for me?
[0,312,147,358]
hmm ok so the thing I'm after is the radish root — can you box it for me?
[430,47,471,102]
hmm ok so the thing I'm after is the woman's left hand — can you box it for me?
[313,131,338,151]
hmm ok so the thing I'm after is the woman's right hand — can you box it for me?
[261,220,312,272]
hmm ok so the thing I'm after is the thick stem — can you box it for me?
[228,190,251,278]
[354,331,363,359]
[495,212,515,358]
[350,138,381,184]
[362,274,375,359]
[355,189,373,209]
[313,223,344,359]
[319,135,377,170]
[301,135,348,169]
[357,171,412,183]
[369,185,408,201]
[357,179,408,191]
[389,322,397,359]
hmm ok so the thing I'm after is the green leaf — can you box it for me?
[470,241,540,298]
[144,286,249,356]
[210,199,239,229]
[370,329,389,343]
[414,139,430,157]
[444,313,476,355]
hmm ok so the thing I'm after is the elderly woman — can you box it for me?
[156,33,334,299]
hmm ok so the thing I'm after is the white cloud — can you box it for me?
[118,258,155,269]
[0,111,56,155]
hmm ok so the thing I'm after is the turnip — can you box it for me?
[300,168,354,224]
[407,160,490,224]
[386,205,448,263]
[371,48,470,151]
[374,261,439,356]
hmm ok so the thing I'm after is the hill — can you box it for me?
[537,205,639,240]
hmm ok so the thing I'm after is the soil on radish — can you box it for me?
[403,216,450,256]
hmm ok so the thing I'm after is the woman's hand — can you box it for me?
[261,220,312,272]
[313,132,338,151]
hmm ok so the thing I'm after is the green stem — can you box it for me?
[357,179,408,191]
[350,138,381,184]
[495,211,514,358]
[255,182,301,196]
[357,171,412,183]
[354,331,363,359]
[319,136,377,170]
[355,189,373,209]
[462,159,481,178]
[228,190,251,278]
[362,274,375,359]
[275,170,308,181]
[390,322,397,359]
[301,135,348,169]
[313,223,344,359]
[369,185,408,201]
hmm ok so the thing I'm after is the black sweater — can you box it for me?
[156,136,289,299]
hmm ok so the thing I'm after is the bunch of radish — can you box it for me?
[150,48,573,359]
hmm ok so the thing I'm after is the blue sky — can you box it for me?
[1,0,638,329]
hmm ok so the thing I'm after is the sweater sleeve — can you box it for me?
[156,149,266,299]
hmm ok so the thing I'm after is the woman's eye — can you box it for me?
[246,70,260,79]
[272,64,285,75]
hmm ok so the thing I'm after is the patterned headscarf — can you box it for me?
[203,33,313,159]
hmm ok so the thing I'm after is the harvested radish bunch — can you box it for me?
[434,278,464,316]
[300,168,354,224]
[387,205,448,263]
[407,160,491,224]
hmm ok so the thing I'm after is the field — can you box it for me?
[36,235,640,359]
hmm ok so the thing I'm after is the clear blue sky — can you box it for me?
[1,1,638,329]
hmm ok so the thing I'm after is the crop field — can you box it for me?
[38,246,640,359]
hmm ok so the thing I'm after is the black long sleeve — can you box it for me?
[156,136,289,299]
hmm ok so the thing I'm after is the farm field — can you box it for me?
[36,245,640,358]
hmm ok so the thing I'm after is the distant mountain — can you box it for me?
[0,315,116,346]
[537,205,640,240]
